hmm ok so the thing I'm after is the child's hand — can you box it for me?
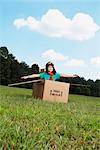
[73,75,80,78]
[21,76,28,79]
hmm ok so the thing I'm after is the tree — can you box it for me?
[94,80,100,97]
[0,47,11,85]
[31,64,39,74]
[0,47,31,85]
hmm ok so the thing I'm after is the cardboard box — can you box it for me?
[32,80,70,103]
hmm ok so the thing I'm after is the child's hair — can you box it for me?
[45,62,56,74]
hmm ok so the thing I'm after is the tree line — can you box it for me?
[0,46,100,97]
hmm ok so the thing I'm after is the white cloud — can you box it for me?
[13,18,27,29]
[42,49,85,67]
[90,56,100,67]
[42,49,67,61]
[13,9,100,41]
[65,58,85,67]
[13,17,40,30]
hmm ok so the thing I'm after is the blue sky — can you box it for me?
[1,0,100,80]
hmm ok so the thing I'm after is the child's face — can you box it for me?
[48,65,53,72]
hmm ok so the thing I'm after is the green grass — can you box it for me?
[0,85,100,150]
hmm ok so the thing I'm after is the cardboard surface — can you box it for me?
[32,80,70,103]
[43,80,70,103]
[32,80,44,99]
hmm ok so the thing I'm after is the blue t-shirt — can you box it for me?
[40,72,60,81]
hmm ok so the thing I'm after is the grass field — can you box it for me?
[0,85,100,150]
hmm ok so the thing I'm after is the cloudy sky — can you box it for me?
[1,0,100,80]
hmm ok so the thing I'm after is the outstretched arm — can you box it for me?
[21,74,40,79]
[60,74,79,78]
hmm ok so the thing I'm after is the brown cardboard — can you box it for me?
[32,80,44,99]
[32,80,70,103]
